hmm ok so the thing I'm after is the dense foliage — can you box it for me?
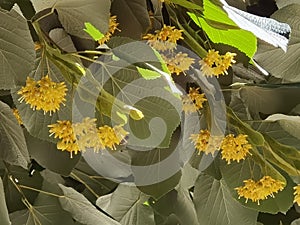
[0,0,300,224]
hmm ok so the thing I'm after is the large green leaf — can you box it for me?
[239,85,300,119]
[58,184,121,225]
[194,173,258,225]
[0,101,29,169]
[150,187,199,225]
[111,0,151,39]
[54,0,110,39]
[170,0,202,10]
[266,114,300,141]
[3,166,43,212]
[96,183,155,225]
[254,4,300,82]
[188,0,257,58]
[254,114,300,149]
[262,134,300,176]
[0,8,35,89]
[220,158,294,213]
[25,131,81,176]
[128,130,182,199]
[9,180,75,225]
[0,177,10,225]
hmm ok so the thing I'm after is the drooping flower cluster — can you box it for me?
[72,117,103,152]
[143,25,194,75]
[48,120,79,158]
[293,185,300,205]
[48,118,128,157]
[235,176,285,205]
[143,25,183,51]
[189,129,223,155]
[98,15,119,45]
[17,75,67,115]
[162,52,195,75]
[199,49,236,77]
[182,87,207,114]
[220,134,252,164]
[12,108,23,125]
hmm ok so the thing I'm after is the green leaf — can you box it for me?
[128,130,182,199]
[49,28,78,53]
[254,4,300,82]
[136,67,161,80]
[54,0,111,39]
[170,0,202,10]
[24,131,80,176]
[0,178,10,225]
[96,183,155,225]
[3,166,43,212]
[239,85,300,119]
[0,101,29,169]
[71,159,118,202]
[0,8,35,89]
[10,180,75,225]
[188,0,257,58]
[220,158,294,213]
[227,107,264,146]
[266,114,300,142]
[263,134,300,176]
[194,173,258,225]
[254,115,300,150]
[150,187,199,225]
[84,22,105,41]
[110,0,151,39]
[58,184,121,225]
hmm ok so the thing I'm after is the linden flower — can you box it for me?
[12,108,23,125]
[98,125,129,150]
[221,134,252,164]
[188,87,207,109]
[189,129,222,155]
[293,185,300,205]
[143,25,183,51]
[48,120,79,158]
[73,117,104,152]
[235,176,285,205]
[162,52,195,75]
[181,95,198,114]
[199,49,236,77]
[18,75,67,115]
[98,15,120,45]
[182,87,207,114]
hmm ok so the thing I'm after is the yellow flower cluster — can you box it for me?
[98,15,119,45]
[162,52,195,75]
[143,25,183,51]
[143,25,194,75]
[48,118,128,157]
[12,108,23,125]
[221,134,252,164]
[17,75,67,115]
[199,50,236,77]
[235,176,285,205]
[48,120,79,158]
[72,117,103,152]
[294,185,300,205]
[182,87,207,114]
[189,129,222,155]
